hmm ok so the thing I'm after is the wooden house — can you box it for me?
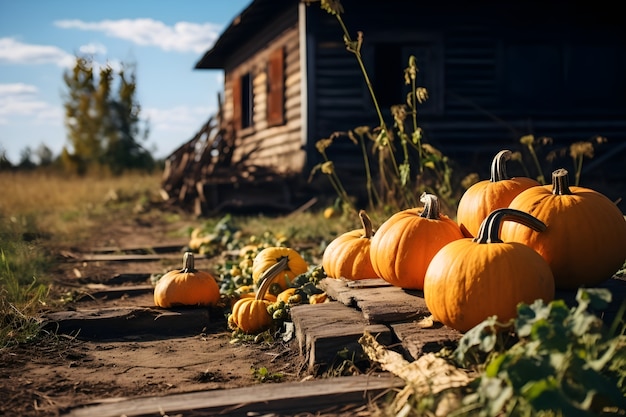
[188,0,626,212]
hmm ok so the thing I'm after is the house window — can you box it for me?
[233,72,253,130]
[373,43,443,115]
[241,73,253,129]
[267,47,285,127]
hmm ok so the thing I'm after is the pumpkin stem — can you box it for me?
[490,149,512,182]
[181,251,197,273]
[419,193,441,220]
[255,257,290,301]
[473,208,546,244]
[359,210,374,238]
[551,168,573,195]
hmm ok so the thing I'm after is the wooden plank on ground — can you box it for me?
[107,273,152,285]
[290,302,391,372]
[63,253,207,262]
[80,284,154,299]
[321,278,430,323]
[87,239,189,254]
[42,306,214,340]
[391,321,462,361]
[64,373,405,417]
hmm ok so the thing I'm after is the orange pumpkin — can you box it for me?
[424,208,554,332]
[456,149,539,237]
[369,193,465,290]
[229,258,289,334]
[322,210,378,280]
[154,252,220,308]
[501,168,626,289]
[251,247,308,291]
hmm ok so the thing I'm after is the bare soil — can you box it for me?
[0,210,325,417]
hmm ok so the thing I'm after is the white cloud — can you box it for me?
[144,105,213,132]
[54,18,222,54]
[0,83,61,125]
[78,42,108,56]
[0,83,38,95]
[0,37,75,67]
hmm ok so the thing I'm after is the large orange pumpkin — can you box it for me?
[154,252,220,308]
[501,168,626,289]
[424,208,555,332]
[322,210,378,280]
[456,149,539,237]
[369,193,465,290]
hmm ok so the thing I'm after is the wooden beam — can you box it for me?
[64,374,404,417]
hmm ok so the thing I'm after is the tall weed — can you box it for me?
[307,0,458,215]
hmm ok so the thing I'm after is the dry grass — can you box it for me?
[0,170,165,243]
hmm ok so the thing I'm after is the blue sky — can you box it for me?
[0,0,251,163]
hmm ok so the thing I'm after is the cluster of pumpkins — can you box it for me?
[150,150,626,334]
[153,244,316,334]
[322,150,626,332]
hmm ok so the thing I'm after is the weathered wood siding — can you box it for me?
[306,0,626,180]
[222,11,303,176]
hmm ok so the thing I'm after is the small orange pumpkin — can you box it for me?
[322,210,378,280]
[424,208,555,332]
[252,247,308,291]
[501,168,626,289]
[229,257,289,334]
[456,149,539,237]
[369,193,465,290]
[154,252,220,308]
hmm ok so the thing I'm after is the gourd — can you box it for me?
[154,252,220,308]
[369,193,465,290]
[322,210,378,280]
[276,287,298,305]
[229,257,289,334]
[252,247,308,291]
[424,208,555,332]
[501,168,626,289]
[456,149,539,237]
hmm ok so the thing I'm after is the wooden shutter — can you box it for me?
[267,47,285,127]
[232,74,242,130]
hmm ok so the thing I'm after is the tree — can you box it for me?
[62,56,153,175]
[36,143,54,166]
[0,148,13,171]
[18,147,36,170]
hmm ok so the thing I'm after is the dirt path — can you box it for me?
[0,213,311,417]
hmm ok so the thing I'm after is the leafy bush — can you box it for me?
[453,288,626,416]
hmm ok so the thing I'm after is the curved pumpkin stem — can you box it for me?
[419,193,441,220]
[490,149,512,182]
[255,257,290,301]
[551,168,573,196]
[358,210,374,238]
[474,208,546,244]
[181,251,197,273]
